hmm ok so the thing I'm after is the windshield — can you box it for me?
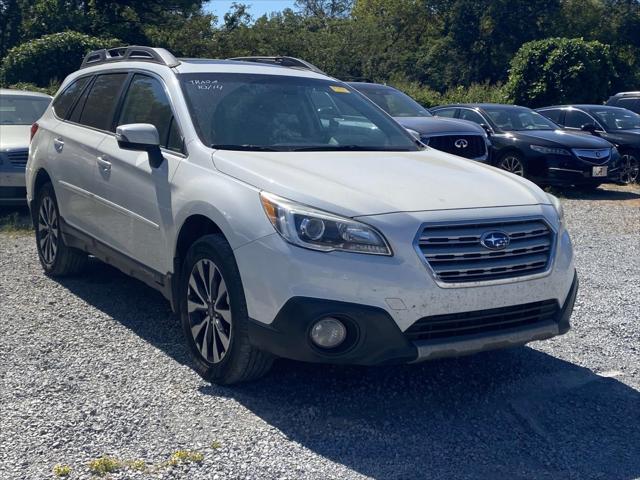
[590,107,640,131]
[0,95,50,125]
[179,73,420,151]
[357,87,431,118]
[484,106,558,131]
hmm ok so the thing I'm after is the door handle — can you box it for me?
[96,155,112,172]
[53,138,64,153]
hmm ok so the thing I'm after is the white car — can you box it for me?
[0,89,51,204]
[27,47,578,384]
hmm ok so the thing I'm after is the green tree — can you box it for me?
[505,37,614,107]
[0,0,23,58]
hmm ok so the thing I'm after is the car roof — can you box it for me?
[612,91,640,97]
[0,88,51,99]
[347,82,396,90]
[538,104,632,111]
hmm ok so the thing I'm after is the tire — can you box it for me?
[497,152,526,177]
[34,182,87,276]
[179,234,273,385]
[620,153,639,184]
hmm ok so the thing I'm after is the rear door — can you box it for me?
[91,72,184,273]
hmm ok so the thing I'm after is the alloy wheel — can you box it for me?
[620,153,639,184]
[499,155,525,176]
[38,196,59,266]
[187,259,232,364]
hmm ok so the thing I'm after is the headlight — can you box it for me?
[547,193,564,226]
[530,145,571,156]
[260,192,392,255]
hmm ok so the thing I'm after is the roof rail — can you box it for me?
[80,46,180,69]
[228,56,325,75]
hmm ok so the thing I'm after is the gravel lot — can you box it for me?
[1,184,639,480]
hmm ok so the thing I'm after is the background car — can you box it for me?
[606,92,640,114]
[431,103,620,188]
[0,89,51,205]
[348,82,490,162]
[537,105,640,184]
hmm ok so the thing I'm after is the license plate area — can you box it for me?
[592,166,608,177]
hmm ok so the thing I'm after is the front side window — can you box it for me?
[78,73,128,131]
[358,88,431,118]
[118,74,182,152]
[564,110,594,129]
[590,107,640,131]
[52,77,90,119]
[179,73,419,152]
[433,108,457,118]
[0,95,50,125]
[484,107,557,131]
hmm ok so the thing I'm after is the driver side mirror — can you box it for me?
[479,123,493,136]
[405,128,422,141]
[580,123,598,135]
[116,123,164,168]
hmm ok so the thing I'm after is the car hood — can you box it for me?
[0,125,31,150]
[394,117,485,136]
[602,129,640,148]
[212,149,549,217]
[509,129,612,148]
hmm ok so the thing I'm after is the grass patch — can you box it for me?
[52,464,72,477]
[166,449,204,466]
[88,456,121,476]
[0,212,32,233]
[126,459,147,471]
[210,440,222,449]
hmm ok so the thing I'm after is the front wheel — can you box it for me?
[497,152,526,177]
[180,234,273,385]
[34,183,87,276]
[620,153,639,184]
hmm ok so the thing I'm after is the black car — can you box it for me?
[537,105,640,184]
[348,83,490,162]
[430,103,620,188]
[606,92,640,114]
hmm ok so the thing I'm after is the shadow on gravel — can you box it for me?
[57,259,640,480]
[549,185,640,201]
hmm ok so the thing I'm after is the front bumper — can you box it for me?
[542,151,621,185]
[247,273,578,365]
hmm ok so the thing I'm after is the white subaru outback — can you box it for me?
[27,47,578,384]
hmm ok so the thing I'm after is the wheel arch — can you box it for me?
[30,168,54,220]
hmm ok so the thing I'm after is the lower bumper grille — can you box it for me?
[6,149,28,167]
[405,299,559,341]
[424,135,487,159]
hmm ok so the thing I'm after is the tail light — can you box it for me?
[30,123,39,143]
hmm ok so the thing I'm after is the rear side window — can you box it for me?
[78,73,128,131]
[117,74,182,152]
[52,77,90,119]
[539,109,562,124]
[618,98,640,114]
[433,108,457,118]
[459,109,485,124]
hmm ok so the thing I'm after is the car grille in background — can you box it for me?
[572,148,610,165]
[6,149,29,167]
[417,219,554,283]
[404,299,559,341]
[423,135,486,159]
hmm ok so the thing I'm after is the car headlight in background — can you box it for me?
[530,145,571,156]
[547,193,564,226]
[260,192,392,255]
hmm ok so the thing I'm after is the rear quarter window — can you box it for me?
[52,77,91,119]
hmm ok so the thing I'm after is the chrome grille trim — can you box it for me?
[571,148,611,165]
[414,217,556,288]
[5,149,29,167]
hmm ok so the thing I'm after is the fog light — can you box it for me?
[310,317,347,349]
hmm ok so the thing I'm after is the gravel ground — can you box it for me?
[1,184,639,480]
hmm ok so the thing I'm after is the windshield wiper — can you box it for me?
[290,145,412,152]
[211,144,279,152]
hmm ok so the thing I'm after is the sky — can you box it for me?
[205,1,297,22]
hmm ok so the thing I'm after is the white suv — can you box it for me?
[27,47,578,384]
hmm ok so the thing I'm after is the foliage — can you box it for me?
[88,456,121,476]
[1,32,119,87]
[505,37,614,107]
[392,81,508,108]
[166,450,204,466]
[5,82,59,96]
[52,464,72,477]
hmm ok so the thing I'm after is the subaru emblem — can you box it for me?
[454,139,468,149]
[480,231,510,250]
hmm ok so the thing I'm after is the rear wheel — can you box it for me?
[497,152,526,177]
[180,234,273,384]
[34,183,87,276]
[620,153,639,184]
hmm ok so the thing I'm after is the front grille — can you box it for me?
[424,135,486,159]
[6,149,28,167]
[572,148,610,165]
[405,299,559,341]
[417,218,554,284]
